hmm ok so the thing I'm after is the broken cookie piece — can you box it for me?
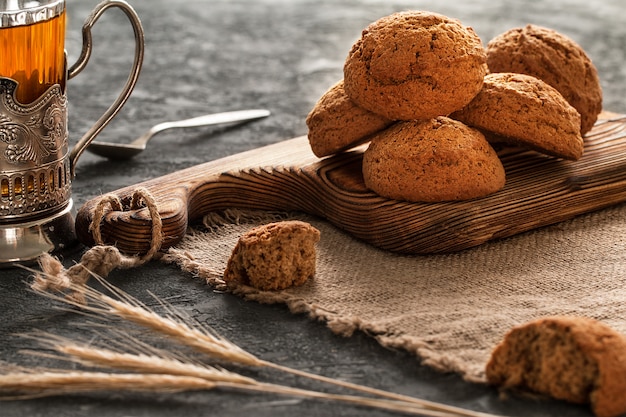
[223,220,321,291]
[486,316,626,417]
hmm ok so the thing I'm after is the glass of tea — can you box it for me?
[0,0,144,264]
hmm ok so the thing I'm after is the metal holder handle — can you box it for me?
[67,0,145,177]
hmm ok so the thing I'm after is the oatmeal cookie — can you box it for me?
[452,72,584,160]
[343,11,487,121]
[306,80,394,157]
[362,117,505,202]
[486,24,602,135]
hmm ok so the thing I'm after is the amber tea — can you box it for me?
[0,0,66,104]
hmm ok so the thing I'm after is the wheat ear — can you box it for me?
[21,331,256,386]
[32,274,264,367]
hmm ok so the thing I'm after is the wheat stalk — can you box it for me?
[0,370,216,400]
[0,365,472,417]
[30,271,501,417]
[25,333,446,415]
[6,336,467,417]
[32,276,264,367]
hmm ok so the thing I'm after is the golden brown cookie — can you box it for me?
[343,11,487,121]
[223,220,320,291]
[486,316,626,417]
[486,24,602,135]
[306,80,394,157]
[362,117,505,202]
[452,72,584,160]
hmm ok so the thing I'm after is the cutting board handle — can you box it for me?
[77,187,191,252]
[76,136,326,253]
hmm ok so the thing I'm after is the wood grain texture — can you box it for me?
[75,113,626,255]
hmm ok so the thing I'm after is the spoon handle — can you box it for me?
[88,109,271,159]
[146,109,271,142]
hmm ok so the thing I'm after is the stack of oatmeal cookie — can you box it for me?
[306,11,602,203]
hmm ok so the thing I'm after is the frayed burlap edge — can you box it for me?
[161,206,626,384]
[159,210,484,381]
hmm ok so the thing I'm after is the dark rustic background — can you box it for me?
[2,1,625,416]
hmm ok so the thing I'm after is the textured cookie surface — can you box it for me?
[306,80,394,157]
[223,220,321,291]
[343,11,487,121]
[452,72,584,160]
[486,316,626,417]
[486,24,602,135]
[362,117,505,202]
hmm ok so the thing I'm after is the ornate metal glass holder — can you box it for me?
[0,0,144,266]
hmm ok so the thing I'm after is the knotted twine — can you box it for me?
[32,188,163,304]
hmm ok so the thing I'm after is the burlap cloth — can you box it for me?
[162,204,626,383]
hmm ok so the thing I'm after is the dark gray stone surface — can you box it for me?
[2,0,625,415]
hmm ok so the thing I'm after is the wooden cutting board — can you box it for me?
[75,113,626,255]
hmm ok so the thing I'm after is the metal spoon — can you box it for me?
[86,109,271,160]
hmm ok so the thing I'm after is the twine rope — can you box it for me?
[32,188,164,304]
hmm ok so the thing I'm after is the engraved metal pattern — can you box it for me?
[0,77,70,221]
[0,0,65,28]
